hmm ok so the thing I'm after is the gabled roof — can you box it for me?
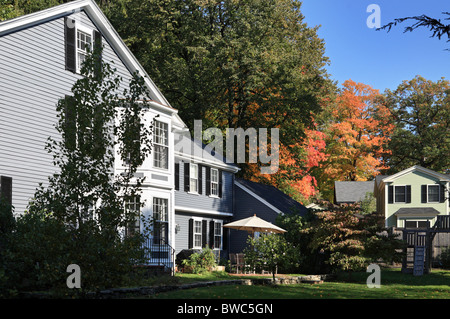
[334,181,374,203]
[0,0,174,113]
[235,178,307,216]
[174,133,239,173]
[380,165,450,184]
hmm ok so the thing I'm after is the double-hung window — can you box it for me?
[194,220,202,248]
[153,198,168,244]
[154,121,169,169]
[125,196,140,237]
[190,163,199,193]
[211,168,219,196]
[214,222,222,249]
[395,186,406,203]
[76,27,92,73]
[427,185,440,203]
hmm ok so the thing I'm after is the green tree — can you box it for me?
[304,201,405,278]
[28,45,154,290]
[383,75,449,173]
[244,233,297,280]
[106,0,333,147]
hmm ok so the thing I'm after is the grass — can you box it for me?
[148,268,450,299]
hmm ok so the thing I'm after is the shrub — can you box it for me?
[182,247,217,274]
[440,247,450,269]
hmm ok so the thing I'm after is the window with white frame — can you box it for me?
[394,185,406,203]
[427,185,440,203]
[194,220,202,248]
[153,120,169,169]
[190,163,198,193]
[211,168,219,196]
[214,222,222,249]
[125,196,140,237]
[76,28,92,72]
[153,197,168,244]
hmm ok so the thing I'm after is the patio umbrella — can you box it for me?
[223,214,286,236]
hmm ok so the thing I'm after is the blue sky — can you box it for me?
[301,0,449,93]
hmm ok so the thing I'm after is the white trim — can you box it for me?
[174,205,233,217]
[235,181,282,214]
[175,151,239,173]
[192,218,203,249]
[210,168,219,196]
[393,184,407,203]
[189,163,199,194]
[74,22,94,74]
[382,165,450,183]
[425,184,441,203]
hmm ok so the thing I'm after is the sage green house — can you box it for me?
[375,166,450,229]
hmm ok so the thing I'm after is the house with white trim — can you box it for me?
[374,166,450,229]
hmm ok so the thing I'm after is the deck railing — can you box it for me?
[434,215,450,230]
[142,237,175,274]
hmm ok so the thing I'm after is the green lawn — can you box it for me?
[149,269,450,299]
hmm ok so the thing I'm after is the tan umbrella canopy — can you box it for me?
[223,214,286,235]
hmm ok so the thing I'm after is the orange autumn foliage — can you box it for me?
[318,80,393,193]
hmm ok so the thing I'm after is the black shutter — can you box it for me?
[209,221,215,249]
[218,170,223,198]
[198,165,203,195]
[175,163,180,191]
[188,219,193,249]
[93,30,102,79]
[406,185,411,203]
[202,220,207,248]
[205,167,211,196]
[64,17,76,72]
[64,96,77,151]
[184,163,190,192]
[388,185,393,204]
[0,176,12,207]
[440,184,445,203]
[421,185,427,203]
[222,227,228,250]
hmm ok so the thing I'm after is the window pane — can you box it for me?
[418,221,429,229]
[125,196,140,237]
[395,186,406,203]
[154,145,168,169]
[405,221,417,228]
[211,169,218,182]
[428,185,440,202]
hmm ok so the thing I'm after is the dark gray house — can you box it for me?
[230,178,308,254]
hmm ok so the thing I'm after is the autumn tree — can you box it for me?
[382,75,449,173]
[314,80,393,200]
[304,201,404,278]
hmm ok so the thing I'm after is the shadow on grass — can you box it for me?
[334,268,450,287]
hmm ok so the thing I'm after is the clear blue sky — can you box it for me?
[301,0,449,93]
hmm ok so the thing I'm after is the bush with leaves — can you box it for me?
[181,247,217,274]
[244,233,298,280]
